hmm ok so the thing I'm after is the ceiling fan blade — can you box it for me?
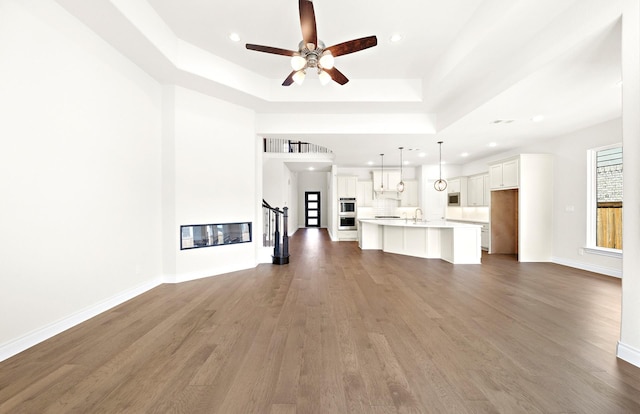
[282,71,296,86]
[324,67,349,85]
[246,44,297,57]
[325,36,378,57]
[299,0,317,49]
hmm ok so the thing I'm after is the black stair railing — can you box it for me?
[263,138,332,154]
[262,199,290,265]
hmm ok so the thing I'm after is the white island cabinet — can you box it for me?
[358,219,482,264]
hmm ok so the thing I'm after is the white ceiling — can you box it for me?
[56,0,623,169]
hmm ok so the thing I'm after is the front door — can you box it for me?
[305,192,321,227]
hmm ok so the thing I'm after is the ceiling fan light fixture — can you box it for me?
[293,70,306,85]
[291,55,307,71]
[318,69,331,85]
[246,0,377,87]
[319,51,334,69]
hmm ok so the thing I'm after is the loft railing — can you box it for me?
[263,138,332,154]
[262,199,290,265]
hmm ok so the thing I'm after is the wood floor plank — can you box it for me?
[1,228,639,413]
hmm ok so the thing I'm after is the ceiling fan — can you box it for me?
[246,0,377,86]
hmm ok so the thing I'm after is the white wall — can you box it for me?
[297,172,329,228]
[167,86,258,282]
[0,1,163,355]
[460,119,623,276]
[619,0,640,367]
[262,157,286,207]
[288,169,299,234]
[262,157,299,234]
[0,2,261,360]
[538,121,622,274]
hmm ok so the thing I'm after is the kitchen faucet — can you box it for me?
[414,208,423,223]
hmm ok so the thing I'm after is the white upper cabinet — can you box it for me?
[447,178,461,194]
[337,176,357,198]
[372,170,402,192]
[489,158,519,190]
[356,181,374,206]
[399,180,419,207]
[468,173,489,206]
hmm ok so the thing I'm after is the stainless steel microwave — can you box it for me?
[448,192,460,206]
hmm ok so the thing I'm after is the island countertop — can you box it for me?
[358,219,482,264]
[358,218,483,228]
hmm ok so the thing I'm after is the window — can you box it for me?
[586,144,622,255]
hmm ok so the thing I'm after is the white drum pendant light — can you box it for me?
[434,141,448,191]
[397,147,405,192]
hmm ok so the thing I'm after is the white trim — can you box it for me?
[166,263,257,284]
[617,341,640,368]
[551,257,622,278]
[584,246,623,259]
[586,143,623,251]
[0,277,164,363]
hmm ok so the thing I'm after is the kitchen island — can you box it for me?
[358,219,482,264]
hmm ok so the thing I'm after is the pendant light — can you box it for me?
[397,147,405,192]
[434,141,448,191]
[379,153,385,191]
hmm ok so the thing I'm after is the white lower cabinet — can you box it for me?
[481,223,489,250]
[446,220,489,251]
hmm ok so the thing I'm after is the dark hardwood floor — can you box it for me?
[1,228,640,413]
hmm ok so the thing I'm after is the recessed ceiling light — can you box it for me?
[367,161,374,165]
[418,152,426,157]
[403,160,410,165]
[531,115,544,122]
[461,152,469,157]
[308,166,315,171]
[228,32,240,42]
[390,33,403,43]
[488,142,497,147]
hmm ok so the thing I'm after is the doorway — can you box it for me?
[305,192,321,227]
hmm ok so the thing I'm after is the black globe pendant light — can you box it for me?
[397,147,405,192]
[434,141,448,192]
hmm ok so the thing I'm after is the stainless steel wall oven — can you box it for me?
[338,197,357,230]
[339,216,357,230]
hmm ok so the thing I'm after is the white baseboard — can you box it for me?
[551,257,622,278]
[617,341,640,368]
[0,277,164,363]
[258,246,273,264]
[166,263,257,284]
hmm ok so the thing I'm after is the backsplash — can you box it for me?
[446,206,489,222]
